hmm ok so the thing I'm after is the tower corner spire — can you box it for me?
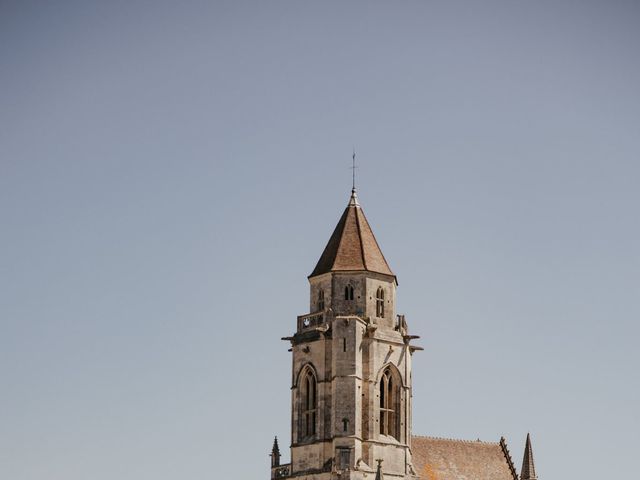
[270,436,281,468]
[520,433,537,480]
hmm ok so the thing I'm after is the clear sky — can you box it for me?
[1,1,639,479]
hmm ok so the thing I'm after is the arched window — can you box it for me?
[300,368,317,439]
[376,287,385,318]
[344,284,354,301]
[318,289,325,311]
[379,367,399,439]
[342,418,349,432]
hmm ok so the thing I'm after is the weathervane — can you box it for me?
[351,148,357,191]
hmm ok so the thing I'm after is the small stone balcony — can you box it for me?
[296,311,325,332]
[271,463,291,479]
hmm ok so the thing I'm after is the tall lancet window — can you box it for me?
[300,368,317,439]
[379,367,400,439]
[376,287,385,318]
[317,289,325,311]
[344,284,354,301]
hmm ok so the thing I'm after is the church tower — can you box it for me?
[273,188,422,480]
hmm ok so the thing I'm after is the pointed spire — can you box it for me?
[375,459,384,480]
[309,190,394,279]
[270,436,281,468]
[520,433,537,480]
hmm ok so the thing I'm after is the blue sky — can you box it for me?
[1,1,639,479]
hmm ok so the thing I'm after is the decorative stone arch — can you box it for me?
[295,363,318,441]
[376,363,403,441]
[344,283,354,301]
[375,362,404,385]
[295,362,319,388]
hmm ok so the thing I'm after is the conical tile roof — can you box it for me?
[309,189,394,279]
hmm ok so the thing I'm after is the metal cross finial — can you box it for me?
[351,148,357,191]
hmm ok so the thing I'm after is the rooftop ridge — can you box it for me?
[500,436,520,480]
[354,202,368,271]
[333,206,352,272]
[412,434,500,445]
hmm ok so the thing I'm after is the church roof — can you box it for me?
[411,436,518,480]
[309,189,394,279]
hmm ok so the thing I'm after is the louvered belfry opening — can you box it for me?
[379,368,399,440]
[300,368,317,440]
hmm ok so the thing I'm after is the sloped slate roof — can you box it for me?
[309,190,394,278]
[411,436,518,480]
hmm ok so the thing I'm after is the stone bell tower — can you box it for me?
[272,189,422,480]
